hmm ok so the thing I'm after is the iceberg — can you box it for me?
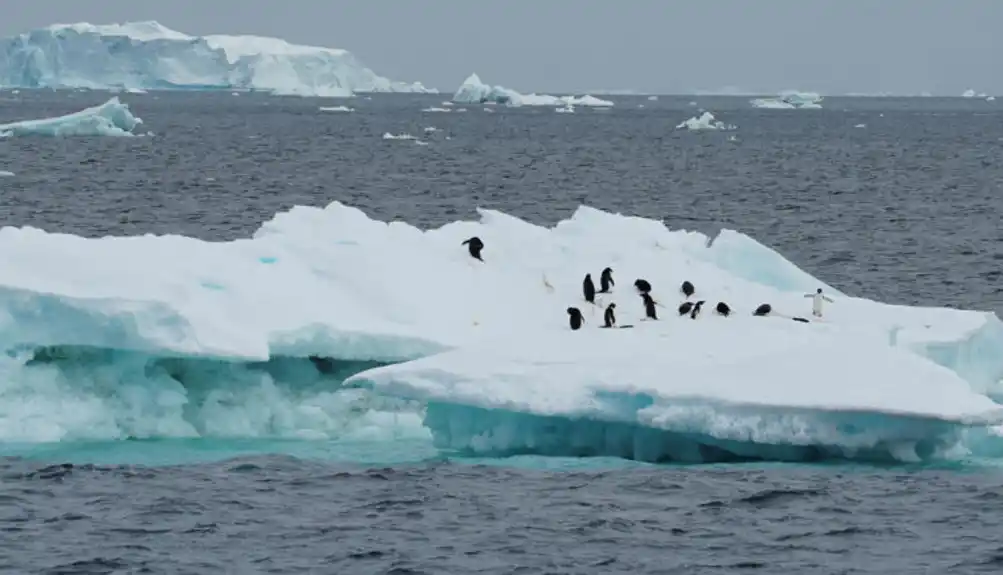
[0,97,143,137]
[0,21,435,97]
[452,73,613,108]
[676,111,735,131]
[1,201,1003,462]
[751,91,823,109]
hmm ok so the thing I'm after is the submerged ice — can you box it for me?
[0,21,434,97]
[1,202,1002,463]
[0,97,143,137]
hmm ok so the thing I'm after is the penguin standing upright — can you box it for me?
[599,267,615,293]
[583,273,596,305]
[567,307,585,330]
[461,237,484,261]
[601,303,617,328]
[641,293,658,320]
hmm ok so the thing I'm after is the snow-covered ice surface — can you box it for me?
[676,112,735,131]
[3,201,1003,462]
[0,97,143,137]
[453,73,614,108]
[0,21,434,97]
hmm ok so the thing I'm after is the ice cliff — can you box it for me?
[1,202,1003,462]
[0,21,435,97]
[453,73,613,107]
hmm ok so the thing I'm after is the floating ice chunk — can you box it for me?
[963,89,976,98]
[0,97,143,137]
[988,96,996,102]
[751,91,823,109]
[453,73,613,107]
[422,107,451,113]
[0,170,13,177]
[647,95,658,101]
[2,201,1003,460]
[319,105,353,112]
[676,111,735,131]
[854,123,867,128]
[382,132,417,140]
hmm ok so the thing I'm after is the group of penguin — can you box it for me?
[459,235,806,333]
[565,269,797,331]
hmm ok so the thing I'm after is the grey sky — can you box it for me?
[1,0,1000,96]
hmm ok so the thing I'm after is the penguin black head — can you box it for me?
[817,288,823,294]
[567,307,578,316]
[681,281,695,297]
[602,267,612,277]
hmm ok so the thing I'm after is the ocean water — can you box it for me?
[2,91,1003,573]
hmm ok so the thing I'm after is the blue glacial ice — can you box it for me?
[0,97,143,137]
[1,202,1002,463]
[0,21,435,97]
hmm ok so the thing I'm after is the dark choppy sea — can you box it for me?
[2,91,1003,573]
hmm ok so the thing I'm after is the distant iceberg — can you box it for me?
[0,97,143,137]
[452,73,613,107]
[676,111,735,131]
[0,21,436,97]
[751,91,823,109]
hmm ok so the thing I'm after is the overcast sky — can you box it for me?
[1,0,999,96]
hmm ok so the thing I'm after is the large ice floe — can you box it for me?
[0,97,143,137]
[453,73,613,108]
[751,91,823,109]
[0,21,434,97]
[1,201,1003,462]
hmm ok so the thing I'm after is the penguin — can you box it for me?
[791,317,810,324]
[567,307,585,330]
[583,273,596,304]
[715,302,731,317]
[641,293,658,320]
[678,301,694,316]
[601,302,617,328]
[599,267,614,293]
[753,303,772,317]
[461,237,484,261]
[634,279,652,294]
[681,281,695,299]
[690,300,705,319]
